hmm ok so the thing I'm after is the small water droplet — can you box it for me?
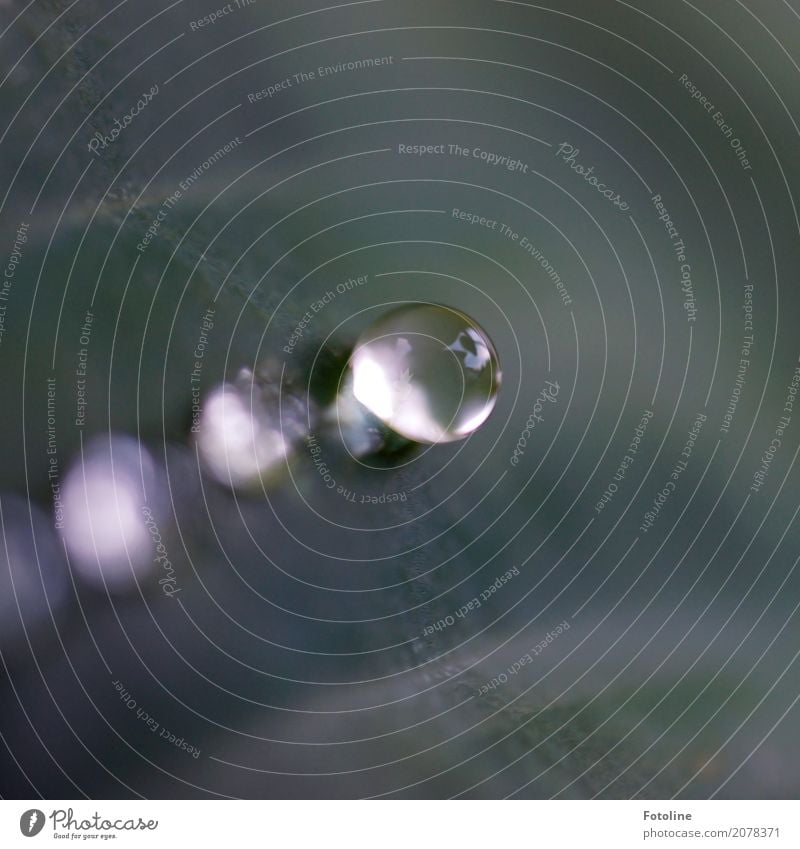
[194,366,308,490]
[349,304,501,444]
[59,435,165,590]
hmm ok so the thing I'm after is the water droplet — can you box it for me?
[350,304,501,444]
[195,366,308,490]
[327,373,388,458]
[59,435,166,591]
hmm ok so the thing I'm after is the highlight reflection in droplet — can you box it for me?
[349,304,501,444]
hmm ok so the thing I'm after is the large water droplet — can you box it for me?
[349,304,501,444]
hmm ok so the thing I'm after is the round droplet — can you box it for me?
[195,366,308,491]
[59,434,167,591]
[350,304,501,444]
